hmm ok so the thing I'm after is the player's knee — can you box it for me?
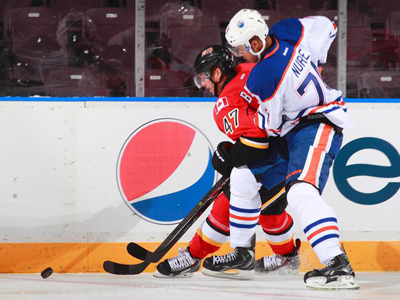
[287,182,320,210]
[230,167,260,199]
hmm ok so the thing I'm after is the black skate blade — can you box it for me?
[103,260,149,275]
[127,242,151,261]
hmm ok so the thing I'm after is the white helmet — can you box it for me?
[225,9,269,57]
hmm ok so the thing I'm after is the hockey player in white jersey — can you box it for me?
[222,9,359,290]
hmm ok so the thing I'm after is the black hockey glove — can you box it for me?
[212,141,234,177]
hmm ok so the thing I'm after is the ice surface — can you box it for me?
[0,273,399,300]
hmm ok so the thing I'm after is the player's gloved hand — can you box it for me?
[212,141,234,177]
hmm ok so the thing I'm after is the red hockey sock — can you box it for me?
[259,211,295,255]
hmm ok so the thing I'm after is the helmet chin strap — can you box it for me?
[210,77,222,96]
[249,38,266,62]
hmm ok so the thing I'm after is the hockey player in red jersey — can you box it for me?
[155,45,300,280]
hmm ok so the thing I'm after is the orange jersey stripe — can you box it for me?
[307,226,339,241]
[229,213,259,221]
[302,125,333,185]
[264,37,280,59]
[307,99,345,116]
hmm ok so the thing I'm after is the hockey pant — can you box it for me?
[189,180,295,259]
[283,123,344,264]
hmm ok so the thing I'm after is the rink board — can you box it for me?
[0,99,399,273]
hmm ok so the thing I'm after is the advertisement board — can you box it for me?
[0,100,399,272]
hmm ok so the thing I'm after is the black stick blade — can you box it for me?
[126,243,150,261]
[103,260,149,275]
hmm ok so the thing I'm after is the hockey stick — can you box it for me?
[126,176,230,263]
[103,176,229,275]
[103,260,149,275]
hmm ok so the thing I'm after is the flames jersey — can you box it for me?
[213,63,270,167]
[213,63,267,140]
[245,16,352,137]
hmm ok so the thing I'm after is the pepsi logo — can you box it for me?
[117,119,216,224]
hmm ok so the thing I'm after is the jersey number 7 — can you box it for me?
[295,61,325,106]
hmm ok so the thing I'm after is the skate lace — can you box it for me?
[168,248,196,271]
[213,249,238,265]
[263,254,284,269]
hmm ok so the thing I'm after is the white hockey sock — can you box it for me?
[287,182,343,264]
[229,166,262,249]
[229,194,261,249]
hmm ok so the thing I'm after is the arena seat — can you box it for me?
[4,7,61,85]
[146,0,171,21]
[347,26,373,97]
[77,44,135,97]
[200,0,254,23]
[145,69,188,97]
[320,62,337,90]
[277,0,325,19]
[358,70,400,98]
[86,7,135,51]
[386,12,400,38]
[349,0,399,27]
[257,9,281,27]
[45,67,86,96]
[50,0,104,13]
[78,65,135,96]
[160,5,221,68]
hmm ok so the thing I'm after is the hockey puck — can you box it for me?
[41,267,53,279]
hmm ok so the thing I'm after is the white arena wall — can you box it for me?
[0,99,399,273]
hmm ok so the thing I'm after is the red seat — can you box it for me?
[257,10,282,27]
[145,69,188,97]
[79,45,135,97]
[0,0,38,17]
[145,0,171,21]
[277,0,327,19]
[50,0,104,13]
[200,0,254,22]
[86,7,135,50]
[160,5,221,67]
[320,62,337,90]
[349,0,399,26]
[45,67,86,96]
[346,26,373,96]
[386,12,400,37]
[358,71,400,98]
[79,65,135,96]
[4,7,61,84]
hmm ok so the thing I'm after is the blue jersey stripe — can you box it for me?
[323,106,343,114]
[304,217,338,233]
[311,234,340,248]
[230,205,261,214]
[258,112,266,130]
[230,221,257,229]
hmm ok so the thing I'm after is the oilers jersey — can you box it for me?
[245,16,352,137]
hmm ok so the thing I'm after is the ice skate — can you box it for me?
[255,239,301,274]
[201,235,256,280]
[304,253,359,290]
[154,247,202,278]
